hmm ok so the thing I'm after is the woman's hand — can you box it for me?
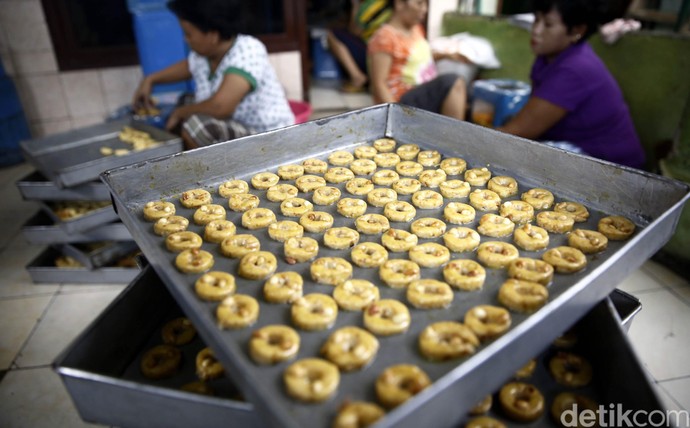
[132,77,155,111]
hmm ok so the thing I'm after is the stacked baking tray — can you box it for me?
[17,119,182,283]
[99,104,689,427]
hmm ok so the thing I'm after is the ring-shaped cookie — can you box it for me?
[154,215,189,236]
[193,204,226,225]
[195,347,225,381]
[216,294,259,328]
[498,279,549,312]
[242,207,276,230]
[373,152,401,168]
[372,169,400,186]
[311,257,353,286]
[443,259,486,290]
[267,220,304,242]
[549,352,593,387]
[464,305,511,340]
[521,188,555,210]
[302,158,328,174]
[411,189,444,209]
[464,167,491,186]
[419,169,447,188]
[295,174,327,192]
[166,231,203,252]
[392,177,422,195]
[204,219,236,243]
[321,326,379,371]
[395,161,424,177]
[568,228,608,254]
[408,242,451,268]
[396,143,420,160]
[477,241,519,268]
[161,317,197,346]
[299,211,334,233]
[227,193,260,212]
[218,179,249,197]
[251,172,280,190]
[266,183,299,202]
[328,150,354,166]
[280,197,314,217]
[284,236,319,264]
[220,234,260,258]
[238,251,278,280]
[513,224,550,251]
[418,321,479,360]
[383,200,416,222]
[554,201,590,222]
[140,344,181,379]
[443,227,481,252]
[379,259,421,288]
[477,213,515,237]
[487,176,518,198]
[250,324,300,364]
[381,228,419,252]
[469,189,501,212]
[143,201,175,221]
[542,246,587,273]
[291,293,339,330]
[375,364,430,408]
[325,167,355,184]
[439,179,471,199]
[354,145,377,159]
[337,197,368,218]
[536,211,575,234]
[367,187,397,207]
[417,150,442,167]
[333,279,380,310]
[373,137,396,152]
[508,257,554,286]
[263,271,304,304]
[440,157,467,175]
[407,279,454,309]
[443,202,476,225]
[277,164,305,181]
[345,178,375,195]
[355,213,390,235]
[323,227,360,249]
[411,217,447,238]
[180,188,212,208]
[284,358,340,402]
[195,271,236,301]
[312,186,341,206]
[364,299,411,336]
[332,401,385,428]
[500,200,535,224]
[350,242,389,268]
[499,382,545,422]
[598,215,635,240]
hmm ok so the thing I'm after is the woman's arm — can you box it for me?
[497,96,568,140]
[132,60,191,109]
[369,51,395,104]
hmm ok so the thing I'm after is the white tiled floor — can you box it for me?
[0,84,689,427]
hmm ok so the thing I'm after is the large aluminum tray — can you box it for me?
[57,240,139,269]
[37,200,119,234]
[27,246,140,284]
[54,267,260,428]
[22,211,132,244]
[16,170,111,201]
[20,119,182,188]
[101,104,690,428]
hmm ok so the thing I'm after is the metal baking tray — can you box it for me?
[100,104,690,428]
[37,199,119,234]
[20,119,182,188]
[608,288,642,333]
[26,246,140,284]
[22,211,132,244]
[57,240,140,269]
[16,170,111,201]
[54,267,260,428]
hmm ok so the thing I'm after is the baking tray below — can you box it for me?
[57,241,140,269]
[54,267,260,428]
[22,211,132,244]
[16,170,111,201]
[26,247,140,284]
[37,200,119,235]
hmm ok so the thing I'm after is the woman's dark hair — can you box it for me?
[168,0,248,39]
[532,0,608,40]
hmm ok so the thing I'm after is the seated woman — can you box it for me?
[132,0,294,150]
[367,0,469,121]
[498,0,646,169]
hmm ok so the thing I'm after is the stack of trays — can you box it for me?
[17,120,182,283]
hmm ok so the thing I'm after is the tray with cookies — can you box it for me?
[16,170,112,201]
[21,211,132,244]
[26,246,141,284]
[100,104,689,428]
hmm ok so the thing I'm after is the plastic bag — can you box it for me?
[430,32,501,69]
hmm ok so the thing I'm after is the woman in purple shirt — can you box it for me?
[499,0,646,169]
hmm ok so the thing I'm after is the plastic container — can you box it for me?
[289,100,312,124]
[470,79,531,127]
[310,28,342,80]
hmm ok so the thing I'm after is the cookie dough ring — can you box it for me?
[367,187,398,207]
[521,188,555,210]
[350,242,389,268]
[542,246,587,273]
[411,217,447,238]
[277,164,305,180]
[418,321,479,360]
[355,213,390,235]
[284,236,319,264]
[268,220,304,242]
[227,193,260,212]
[263,271,304,304]
[443,227,481,252]
[469,189,501,212]
[311,257,353,286]
[464,167,491,186]
[295,174,327,192]
[218,179,249,197]
[217,294,259,329]
[328,150,355,166]
[396,161,424,177]
[180,188,212,208]
[500,200,535,225]
[411,189,444,209]
[333,279,380,310]
[513,224,550,251]
[551,392,598,425]
[220,234,260,258]
[464,305,511,340]
[549,352,593,387]
[469,395,493,416]
[406,279,454,309]
[242,207,276,230]
[193,204,226,225]
[440,157,467,176]
[444,202,476,225]
[375,364,430,408]
[154,215,189,236]
[300,211,334,233]
[180,381,214,396]
[143,201,175,221]
[498,279,549,313]
[251,172,280,190]
[249,325,300,364]
[396,143,420,160]
[280,197,314,217]
[321,326,380,371]
[419,169,447,188]
[302,158,328,174]
[408,242,451,268]
[465,416,507,428]
[291,293,339,330]
[204,219,236,243]
[175,248,214,274]
[439,179,471,199]
[166,231,203,252]
[384,201,417,223]
[140,344,182,379]
[487,176,518,198]
[196,347,225,381]
[312,186,341,206]
[379,259,421,288]
[354,145,378,159]
[515,359,537,379]
[325,167,355,184]
[332,401,385,428]
[381,228,419,252]
[554,201,590,222]
[568,228,608,254]
[598,215,636,240]
[195,271,236,301]
[477,241,520,269]
[392,177,422,195]
[536,211,575,234]
[499,382,545,423]
[335,198,367,219]
[443,259,486,291]
[324,227,360,249]
[508,257,554,286]
[284,358,340,402]
[238,251,278,280]
[477,213,515,237]
[345,178,375,195]
[417,150,442,166]
[373,152,401,168]
[161,317,197,345]
[266,183,299,202]
[364,299,411,336]
[372,169,400,186]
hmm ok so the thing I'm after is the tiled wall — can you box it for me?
[0,0,303,140]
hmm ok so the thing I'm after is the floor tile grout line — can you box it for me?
[9,291,60,371]
[656,381,686,411]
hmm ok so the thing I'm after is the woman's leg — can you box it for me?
[327,30,367,89]
[440,77,467,121]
